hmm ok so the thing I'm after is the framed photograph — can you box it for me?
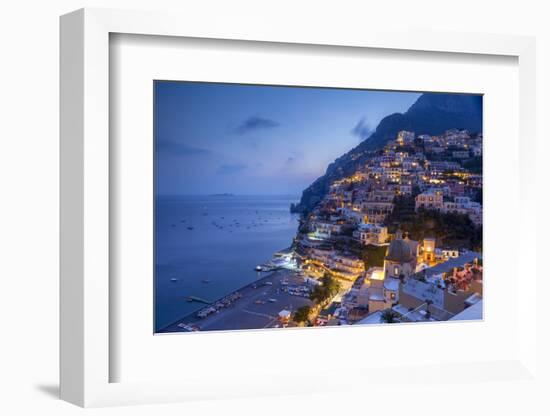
[153,81,483,334]
[60,8,538,407]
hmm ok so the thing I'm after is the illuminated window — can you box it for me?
[394,266,399,275]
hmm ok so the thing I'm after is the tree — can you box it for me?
[388,206,480,250]
[360,244,388,268]
[380,309,399,324]
[310,273,341,304]
[293,306,311,323]
[424,299,434,320]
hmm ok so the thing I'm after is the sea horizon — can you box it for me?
[156,193,302,198]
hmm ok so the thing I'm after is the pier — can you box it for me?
[186,296,212,305]
[161,269,313,333]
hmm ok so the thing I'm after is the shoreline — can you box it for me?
[155,193,301,332]
[158,268,311,333]
[158,269,279,331]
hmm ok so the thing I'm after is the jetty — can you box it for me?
[186,296,212,305]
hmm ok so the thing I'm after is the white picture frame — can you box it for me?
[60,7,538,408]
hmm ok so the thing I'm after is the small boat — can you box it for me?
[201,279,211,284]
[255,265,263,272]
[170,278,178,282]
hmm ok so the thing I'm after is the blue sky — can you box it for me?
[155,81,421,195]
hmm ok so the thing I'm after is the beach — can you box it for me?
[160,269,313,332]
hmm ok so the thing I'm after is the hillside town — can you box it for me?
[163,128,483,332]
[287,128,483,326]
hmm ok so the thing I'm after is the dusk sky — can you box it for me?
[155,81,421,196]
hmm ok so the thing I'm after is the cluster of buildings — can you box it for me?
[292,128,483,325]
[415,190,482,225]
[301,243,365,282]
[417,128,482,158]
[359,233,481,322]
[309,232,483,325]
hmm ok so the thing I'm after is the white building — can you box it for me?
[357,268,401,313]
[330,253,365,276]
[440,196,482,226]
[353,223,388,245]
[313,221,344,239]
[337,207,366,224]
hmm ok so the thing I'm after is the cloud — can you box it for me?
[157,139,212,156]
[284,150,304,166]
[216,163,248,175]
[351,117,375,142]
[234,116,280,135]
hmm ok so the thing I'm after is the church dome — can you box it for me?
[386,237,413,263]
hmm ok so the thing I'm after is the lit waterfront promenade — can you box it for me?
[160,269,313,333]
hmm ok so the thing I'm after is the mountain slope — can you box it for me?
[294,92,482,214]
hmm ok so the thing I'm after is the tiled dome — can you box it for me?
[386,237,413,263]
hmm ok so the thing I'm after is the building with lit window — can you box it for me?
[415,189,444,211]
[396,130,415,145]
[420,237,436,264]
[353,223,388,246]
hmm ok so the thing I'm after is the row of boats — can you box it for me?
[170,277,211,284]
[196,291,243,318]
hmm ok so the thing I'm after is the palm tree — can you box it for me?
[424,299,433,320]
[294,306,311,323]
[380,309,399,324]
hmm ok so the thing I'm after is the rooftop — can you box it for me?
[449,300,483,321]
[356,311,383,325]
[402,279,445,309]
[384,278,400,292]
[419,251,481,278]
[386,237,414,263]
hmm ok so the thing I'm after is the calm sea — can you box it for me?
[155,194,300,331]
